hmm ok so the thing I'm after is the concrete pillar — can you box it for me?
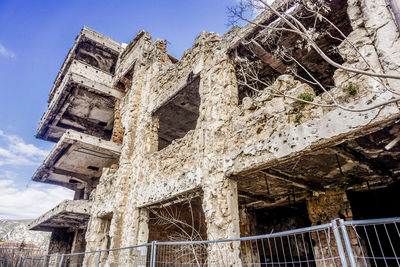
[238,208,259,265]
[111,99,124,144]
[306,191,353,267]
[83,215,112,266]
[73,189,83,200]
[71,229,86,253]
[137,208,149,244]
[307,191,353,224]
[360,0,400,91]
[69,229,86,266]
[202,177,242,267]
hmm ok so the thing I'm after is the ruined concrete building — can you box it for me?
[27,0,400,265]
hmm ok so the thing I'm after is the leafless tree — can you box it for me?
[147,195,234,266]
[147,195,207,266]
[228,0,400,113]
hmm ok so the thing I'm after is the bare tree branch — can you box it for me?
[229,0,400,114]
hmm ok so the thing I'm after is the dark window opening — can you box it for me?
[48,229,74,255]
[236,168,316,265]
[347,183,400,267]
[114,65,135,92]
[69,178,81,184]
[153,76,200,151]
[87,166,100,171]
[233,0,352,104]
[88,166,99,171]
[239,202,315,265]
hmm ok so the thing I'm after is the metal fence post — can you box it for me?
[41,255,47,267]
[331,219,348,267]
[17,256,22,267]
[58,254,64,267]
[339,219,357,267]
[149,241,157,267]
[42,255,47,267]
[96,251,101,267]
[149,242,154,266]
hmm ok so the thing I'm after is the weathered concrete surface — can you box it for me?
[32,130,121,192]
[30,0,400,265]
[28,200,91,231]
[48,26,123,103]
[37,59,125,142]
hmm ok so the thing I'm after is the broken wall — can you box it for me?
[225,0,400,178]
[80,0,400,266]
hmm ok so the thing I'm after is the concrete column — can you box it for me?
[360,0,400,91]
[73,189,83,200]
[71,229,86,253]
[202,177,242,267]
[306,191,353,267]
[70,229,86,266]
[196,37,242,266]
[307,191,353,224]
[238,208,259,266]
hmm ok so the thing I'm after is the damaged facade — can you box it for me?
[28,0,400,265]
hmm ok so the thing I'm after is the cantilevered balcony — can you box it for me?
[32,130,121,191]
[37,27,125,142]
[48,26,122,102]
[28,200,91,231]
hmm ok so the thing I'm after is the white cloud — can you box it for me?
[0,170,18,179]
[0,179,74,220]
[0,42,16,59]
[0,130,49,166]
[0,131,73,219]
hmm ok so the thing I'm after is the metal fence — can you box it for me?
[10,217,400,266]
[0,247,45,267]
[342,217,400,267]
[0,258,11,267]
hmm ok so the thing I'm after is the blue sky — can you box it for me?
[0,0,240,219]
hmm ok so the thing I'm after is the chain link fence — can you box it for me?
[7,217,400,266]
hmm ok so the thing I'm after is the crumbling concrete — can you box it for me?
[28,200,91,232]
[32,130,121,192]
[30,0,400,266]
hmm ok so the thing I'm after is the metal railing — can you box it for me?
[10,217,400,266]
[0,258,11,267]
[342,217,400,267]
[0,247,44,267]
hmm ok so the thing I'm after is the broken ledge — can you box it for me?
[226,91,400,176]
[28,199,91,232]
[32,130,121,190]
[37,60,124,141]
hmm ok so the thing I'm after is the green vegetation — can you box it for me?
[294,113,303,123]
[297,93,314,108]
[347,84,358,96]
